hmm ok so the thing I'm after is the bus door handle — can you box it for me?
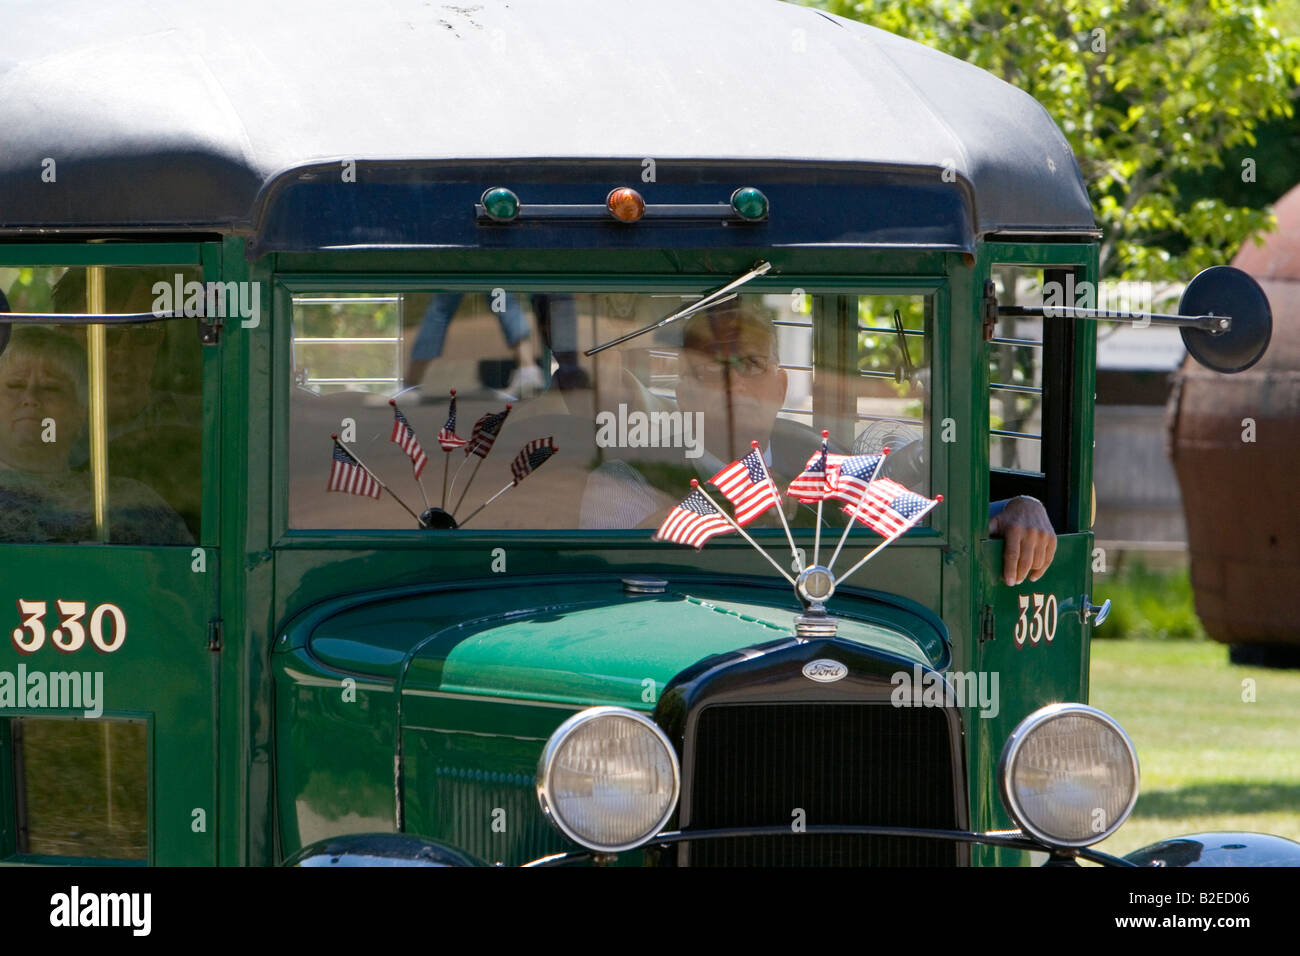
[1081,597,1111,627]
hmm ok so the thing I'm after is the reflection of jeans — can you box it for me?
[410,292,528,360]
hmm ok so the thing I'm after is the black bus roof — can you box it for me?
[0,0,1096,248]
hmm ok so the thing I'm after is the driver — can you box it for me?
[582,301,1056,586]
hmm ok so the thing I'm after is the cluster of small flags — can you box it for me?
[326,392,554,520]
[654,433,939,554]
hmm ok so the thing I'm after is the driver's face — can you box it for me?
[675,314,787,460]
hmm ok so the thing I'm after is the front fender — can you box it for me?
[285,832,488,867]
[1125,832,1300,867]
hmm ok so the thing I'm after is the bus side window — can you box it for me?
[987,264,1075,532]
[0,266,201,545]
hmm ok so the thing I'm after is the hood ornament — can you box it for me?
[653,433,942,641]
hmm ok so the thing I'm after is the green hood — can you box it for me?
[287,576,949,710]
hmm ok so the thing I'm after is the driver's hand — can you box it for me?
[988,496,1057,587]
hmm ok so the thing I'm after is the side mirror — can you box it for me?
[1177,265,1272,373]
[999,263,1272,374]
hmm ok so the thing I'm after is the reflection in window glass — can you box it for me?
[0,266,201,544]
[12,718,148,860]
[289,290,930,532]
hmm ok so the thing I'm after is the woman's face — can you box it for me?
[0,350,84,470]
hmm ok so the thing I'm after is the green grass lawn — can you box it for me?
[1088,640,1300,860]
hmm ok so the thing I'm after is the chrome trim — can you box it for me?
[990,382,1042,395]
[1083,598,1112,627]
[795,565,835,605]
[475,201,739,222]
[793,613,838,640]
[623,576,668,595]
[990,428,1041,441]
[536,706,681,854]
[521,824,1139,867]
[998,703,1140,849]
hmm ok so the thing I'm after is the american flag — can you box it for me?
[438,391,467,451]
[654,489,734,549]
[710,446,780,525]
[786,438,848,502]
[465,405,511,458]
[389,401,427,478]
[826,452,887,507]
[511,437,557,484]
[842,477,938,538]
[328,442,382,499]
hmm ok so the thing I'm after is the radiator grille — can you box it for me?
[684,702,960,865]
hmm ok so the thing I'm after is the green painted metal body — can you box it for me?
[0,235,1102,866]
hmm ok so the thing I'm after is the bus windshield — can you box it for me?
[288,288,931,532]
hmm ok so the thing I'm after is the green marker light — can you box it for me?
[730,186,768,221]
[481,187,520,222]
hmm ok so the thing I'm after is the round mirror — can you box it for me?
[1178,266,1271,373]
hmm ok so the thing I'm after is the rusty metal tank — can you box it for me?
[1166,184,1300,657]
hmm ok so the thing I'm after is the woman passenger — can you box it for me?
[0,327,192,544]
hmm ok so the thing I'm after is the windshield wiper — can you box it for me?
[584,261,772,356]
[892,309,916,384]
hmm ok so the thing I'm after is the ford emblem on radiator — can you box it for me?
[802,659,848,683]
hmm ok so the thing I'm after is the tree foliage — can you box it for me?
[812,0,1300,280]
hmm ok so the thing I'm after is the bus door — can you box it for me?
[970,259,1098,853]
[0,252,221,865]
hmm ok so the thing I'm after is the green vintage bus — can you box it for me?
[0,0,1289,867]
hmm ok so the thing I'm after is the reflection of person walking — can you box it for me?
[407,292,543,398]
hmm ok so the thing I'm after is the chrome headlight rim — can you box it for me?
[537,706,681,854]
[998,702,1140,849]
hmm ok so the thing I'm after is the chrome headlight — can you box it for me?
[537,707,680,853]
[998,703,1139,848]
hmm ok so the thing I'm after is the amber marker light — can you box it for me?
[606,187,645,222]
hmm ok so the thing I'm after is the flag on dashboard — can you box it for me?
[328,441,382,499]
[710,446,779,525]
[511,437,557,484]
[826,451,887,506]
[465,404,511,458]
[841,477,938,539]
[389,401,427,478]
[655,489,734,549]
[438,390,467,451]
[786,437,847,502]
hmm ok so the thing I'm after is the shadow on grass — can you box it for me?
[1131,782,1300,819]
